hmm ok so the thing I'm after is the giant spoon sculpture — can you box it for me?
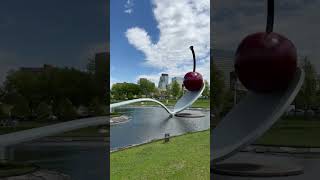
[212,0,304,164]
[111,46,205,116]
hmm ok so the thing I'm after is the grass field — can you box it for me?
[110,130,210,180]
[255,117,320,147]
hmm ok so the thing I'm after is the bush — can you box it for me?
[35,102,52,121]
[54,98,77,121]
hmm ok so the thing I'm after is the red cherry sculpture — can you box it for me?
[183,46,203,91]
[235,32,297,92]
[235,0,297,93]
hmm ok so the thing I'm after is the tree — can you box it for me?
[111,82,141,100]
[54,98,77,121]
[3,66,101,112]
[202,80,210,98]
[35,102,52,121]
[170,80,181,99]
[138,78,156,97]
[0,87,4,100]
[211,58,226,126]
[89,97,108,116]
[10,95,31,120]
[0,104,9,120]
[295,57,317,119]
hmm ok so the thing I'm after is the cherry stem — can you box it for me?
[190,46,196,72]
[266,0,274,33]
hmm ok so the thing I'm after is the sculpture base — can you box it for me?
[175,110,205,118]
[211,162,303,177]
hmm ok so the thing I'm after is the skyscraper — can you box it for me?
[95,52,109,96]
[158,74,169,90]
[171,77,184,88]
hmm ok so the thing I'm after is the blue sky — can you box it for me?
[110,0,159,84]
[110,0,210,86]
[0,0,107,84]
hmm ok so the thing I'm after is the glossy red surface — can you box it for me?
[183,71,203,91]
[235,32,297,93]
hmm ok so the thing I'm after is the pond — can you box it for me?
[111,106,210,150]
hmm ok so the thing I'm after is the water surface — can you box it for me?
[111,106,210,150]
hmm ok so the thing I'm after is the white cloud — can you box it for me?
[126,0,210,85]
[124,0,134,14]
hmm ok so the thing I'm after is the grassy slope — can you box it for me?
[255,117,320,147]
[110,130,210,180]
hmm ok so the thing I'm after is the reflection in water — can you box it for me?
[13,144,108,180]
[111,106,210,150]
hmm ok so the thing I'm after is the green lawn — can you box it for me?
[110,130,210,180]
[255,117,320,147]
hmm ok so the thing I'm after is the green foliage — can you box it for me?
[170,80,181,99]
[0,87,4,99]
[295,57,317,119]
[111,83,141,100]
[211,59,226,123]
[89,97,108,116]
[54,98,77,121]
[0,104,9,119]
[111,131,210,179]
[138,78,156,97]
[4,67,101,109]
[35,102,52,121]
[202,80,210,98]
[10,95,31,120]
[2,65,107,121]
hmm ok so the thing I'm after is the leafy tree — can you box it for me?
[0,104,9,119]
[54,98,77,121]
[295,57,317,119]
[3,66,102,117]
[0,87,4,100]
[111,82,141,100]
[35,102,52,121]
[89,97,108,116]
[211,59,226,126]
[10,95,31,120]
[170,80,181,99]
[202,80,210,98]
[138,78,156,97]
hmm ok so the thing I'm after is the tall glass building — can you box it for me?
[158,73,169,90]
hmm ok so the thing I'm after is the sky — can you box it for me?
[0,0,108,84]
[213,0,320,73]
[110,0,210,86]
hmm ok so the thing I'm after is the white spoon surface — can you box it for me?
[110,81,205,115]
[211,68,304,163]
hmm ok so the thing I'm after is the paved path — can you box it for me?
[212,151,320,179]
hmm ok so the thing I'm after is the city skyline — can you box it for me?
[116,74,186,87]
